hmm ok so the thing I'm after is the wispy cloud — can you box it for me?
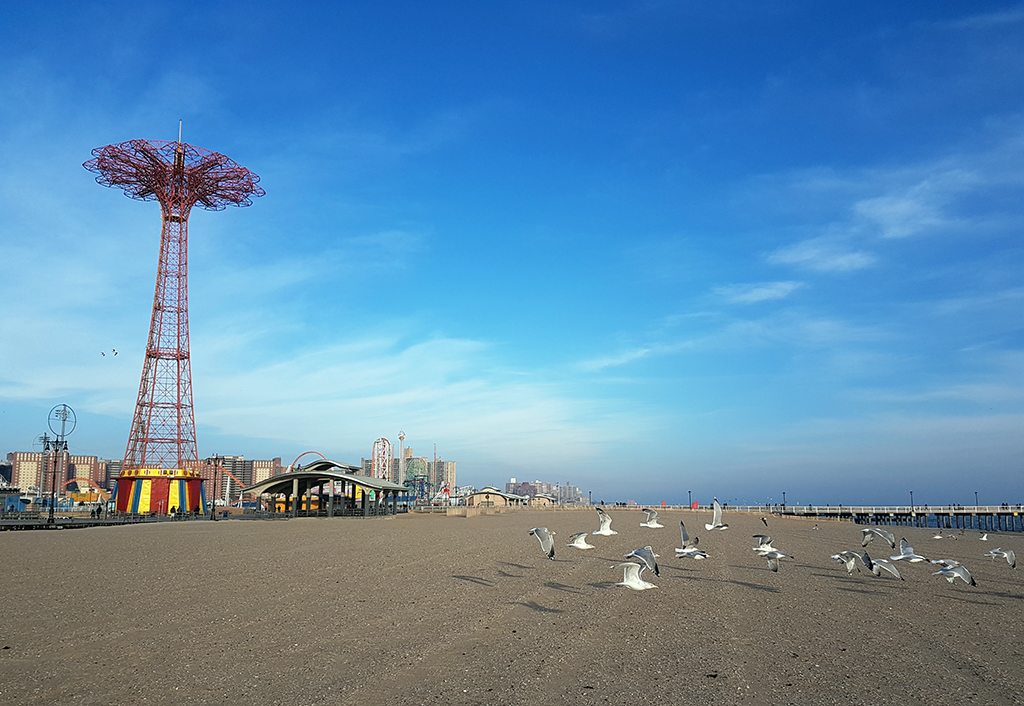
[713,281,804,304]
[578,311,884,372]
[767,235,876,272]
[195,333,658,464]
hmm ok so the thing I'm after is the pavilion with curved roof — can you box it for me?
[244,459,408,517]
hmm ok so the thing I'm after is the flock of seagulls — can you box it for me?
[528,497,1018,591]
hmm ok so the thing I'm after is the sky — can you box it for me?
[1,1,1023,506]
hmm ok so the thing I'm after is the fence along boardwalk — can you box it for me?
[698,504,1024,532]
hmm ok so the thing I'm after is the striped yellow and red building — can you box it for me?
[114,468,208,514]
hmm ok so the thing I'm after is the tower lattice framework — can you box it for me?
[85,139,264,472]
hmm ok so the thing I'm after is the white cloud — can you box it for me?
[767,236,876,272]
[713,280,804,304]
[190,334,661,465]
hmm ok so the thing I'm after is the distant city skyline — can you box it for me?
[2,3,1023,506]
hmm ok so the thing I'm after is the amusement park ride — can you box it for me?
[85,129,264,515]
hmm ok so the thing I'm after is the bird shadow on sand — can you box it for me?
[453,575,496,587]
[933,593,1005,607]
[585,581,618,590]
[837,585,897,596]
[516,601,564,614]
[687,575,780,593]
[543,581,582,593]
[499,562,533,570]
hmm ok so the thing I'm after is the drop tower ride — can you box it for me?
[85,135,264,514]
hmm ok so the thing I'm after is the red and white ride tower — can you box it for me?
[85,137,264,513]
[372,437,393,481]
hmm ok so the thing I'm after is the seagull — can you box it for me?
[100,351,105,356]
[112,349,118,355]
[861,527,897,550]
[761,516,769,527]
[613,562,657,590]
[980,533,988,541]
[890,538,929,563]
[831,551,857,574]
[624,546,660,577]
[593,507,618,536]
[762,549,791,573]
[704,497,729,531]
[831,550,866,575]
[751,535,775,553]
[528,527,556,560]
[675,521,708,559]
[640,508,664,528]
[812,524,819,530]
[985,547,1016,569]
[933,564,976,586]
[567,532,595,550]
[931,532,944,540]
[945,534,958,540]
[868,557,904,581]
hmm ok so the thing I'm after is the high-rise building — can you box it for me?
[102,459,123,490]
[252,458,282,485]
[8,452,44,493]
[68,456,104,489]
[428,459,456,493]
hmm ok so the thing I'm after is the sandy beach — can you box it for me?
[1,509,1021,705]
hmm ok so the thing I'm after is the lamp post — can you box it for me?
[688,490,692,508]
[46,405,76,524]
[975,491,978,508]
[910,490,914,512]
[209,455,224,520]
[782,491,786,509]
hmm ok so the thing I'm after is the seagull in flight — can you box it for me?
[613,562,657,590]
[931,532,944,540]
[933,563,976,586]
[751,535,776,553]
[639,508,664,528]
[624,546,660,577]
[567,532,595,550]
[675,521,707,559]
[705,497,729,531]
[867,556,903,580]
[985,547,1016,569]
[890,538,929,563]
[761,516,769,527]
[980,533,988,541]
[861,527,896,550]
[762,549,791,573]
[831,550,868,575]
[528,527,556,560]
[593,507,618,536]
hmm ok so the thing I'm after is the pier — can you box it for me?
[769,504,1024,532]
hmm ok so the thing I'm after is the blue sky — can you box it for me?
[2,2,1023,505]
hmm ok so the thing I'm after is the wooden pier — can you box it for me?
[770,504,1024,532]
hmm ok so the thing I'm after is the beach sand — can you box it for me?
[1,509,1022,705]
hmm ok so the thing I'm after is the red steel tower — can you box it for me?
[85,138,263,513]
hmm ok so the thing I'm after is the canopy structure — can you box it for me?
[244,459,407,517]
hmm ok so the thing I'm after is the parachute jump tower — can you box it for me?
[85,135,264,514]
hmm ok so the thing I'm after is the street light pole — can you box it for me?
[782,491,786,508]
[910,490,914,512]
[688,490,692,508]
[975,491,978,508]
